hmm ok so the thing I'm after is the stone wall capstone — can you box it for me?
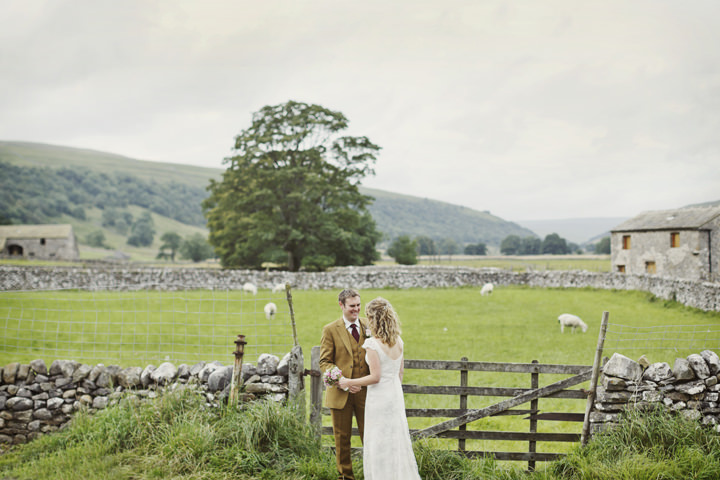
[1,265,718,312]
[0,353,291,445]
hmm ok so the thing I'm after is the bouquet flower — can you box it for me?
[323,366,347,391]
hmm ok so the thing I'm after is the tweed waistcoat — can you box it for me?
[349,330,367,377]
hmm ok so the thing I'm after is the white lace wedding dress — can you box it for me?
[362,337,422,480]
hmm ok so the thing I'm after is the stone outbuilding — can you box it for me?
[0,224,79,261]
[611,206,720,282]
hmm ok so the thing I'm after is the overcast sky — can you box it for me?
[1,1,719,222]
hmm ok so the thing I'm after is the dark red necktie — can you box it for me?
[350,323,359,342]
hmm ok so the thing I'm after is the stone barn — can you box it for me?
[0,224,79,261]
[611,206,720,282]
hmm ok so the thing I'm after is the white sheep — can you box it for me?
[272,282,286,293]
[480,283,494,296]
[242,282,258,295]
[264,302,277,320]
[558,313,588,333]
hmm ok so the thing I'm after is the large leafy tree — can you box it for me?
[520,236,541,255]
[387,235,418,265]
[203,101,382,271]
[542,233,570,254]
[415,236,437,256]
[127,211,155,247]
[180,233,215,263]
[464,242,487,255]
[500,235,521,255]
[157,231,182,261]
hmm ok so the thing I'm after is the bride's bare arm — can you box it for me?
[399,354,404,382]
[339,349,381,389]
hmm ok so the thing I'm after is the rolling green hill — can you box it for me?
[0,140,220,191]
[362,187,534,246]
[0,141,535,257]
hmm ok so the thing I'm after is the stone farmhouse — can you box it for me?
[611,206,720,282]
[0,224,79,261]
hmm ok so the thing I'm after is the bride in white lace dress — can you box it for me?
[339,297,422,480]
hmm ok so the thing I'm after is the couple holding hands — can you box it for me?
[319,289,421,480]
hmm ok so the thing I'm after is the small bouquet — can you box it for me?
[323,366,348,391]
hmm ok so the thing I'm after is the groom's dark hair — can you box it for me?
[338,289,360,305]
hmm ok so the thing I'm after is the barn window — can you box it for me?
[40,238,46,245]
[622,235,631,249]
[645,261,656,274]
[617,265,626,273]
[670,232,680,248]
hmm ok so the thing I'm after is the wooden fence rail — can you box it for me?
[309,346,592,471]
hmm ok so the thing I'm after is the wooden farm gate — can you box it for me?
[308,346,593,471]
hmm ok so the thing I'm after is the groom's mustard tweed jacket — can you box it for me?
[319,317,371,408]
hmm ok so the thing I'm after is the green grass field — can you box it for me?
[4,284,718,466]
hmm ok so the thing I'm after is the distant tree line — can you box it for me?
[386,234,488,265]
[500,233,580,255]
[386,232,590,264]
[0,161,207,227]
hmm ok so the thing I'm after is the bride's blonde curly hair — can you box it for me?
[365,297,401,347]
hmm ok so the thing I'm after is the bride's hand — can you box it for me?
[338,376,350,391]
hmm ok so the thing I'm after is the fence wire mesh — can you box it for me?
[0,285,295,367]
[604,322,720,360]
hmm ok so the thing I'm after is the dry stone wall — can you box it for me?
[0,353,291,445]
[591,350,720,435]
[1,265,718,311]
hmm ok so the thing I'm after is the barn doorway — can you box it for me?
[7,244,23,256]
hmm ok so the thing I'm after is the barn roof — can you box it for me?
[0,224,75,239]
[612,206,720,232]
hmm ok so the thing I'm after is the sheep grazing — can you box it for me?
[242,282,258,295]
[480,283,494,296]
[272,282,286,293]
[264,302,277,320]
[558,313,588,333]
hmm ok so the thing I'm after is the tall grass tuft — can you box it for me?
[412,437,542,480]
[4,389,720,479]
[0,388,338,480]
[552,406,720,479]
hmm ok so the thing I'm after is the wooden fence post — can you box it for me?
[529,359,539,471]
[459,357,468,452]
[285,284,299,347]
[581,311,609,445]
[229,334,247,406]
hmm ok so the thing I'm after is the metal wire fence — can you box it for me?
[0,285,296,367]
[604,322,720,361]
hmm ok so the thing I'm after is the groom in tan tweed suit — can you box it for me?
[319,288,371,480]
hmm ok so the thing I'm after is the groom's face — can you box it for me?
[340,296,361,322]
